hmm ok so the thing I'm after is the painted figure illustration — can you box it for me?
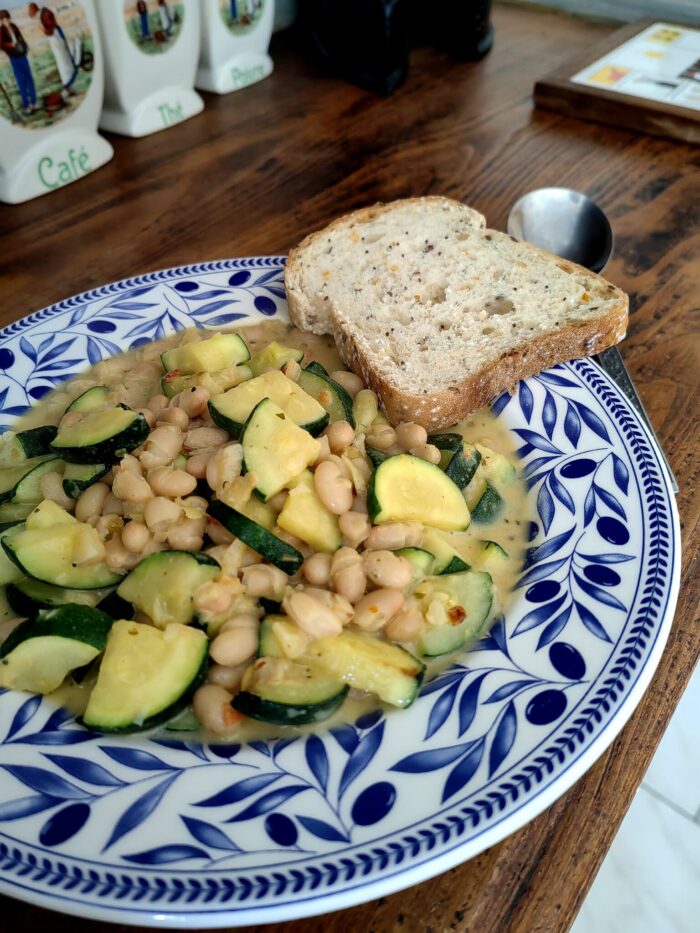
[125,0,183,54]
[221,0,264,34]
[0,1,94,129]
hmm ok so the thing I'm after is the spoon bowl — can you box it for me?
[507,187,613,273]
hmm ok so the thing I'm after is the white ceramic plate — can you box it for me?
[0,259,680,927]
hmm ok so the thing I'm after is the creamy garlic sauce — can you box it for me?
[8,321,529,742]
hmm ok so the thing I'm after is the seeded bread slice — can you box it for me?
[285,197,628,430]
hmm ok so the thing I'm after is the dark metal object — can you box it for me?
[507,187,678,494]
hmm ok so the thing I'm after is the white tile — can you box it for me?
[642,665,700,815]
[571,788,700,933]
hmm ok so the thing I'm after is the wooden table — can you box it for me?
[1,5,698,931]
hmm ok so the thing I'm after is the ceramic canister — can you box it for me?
[0,0,112,204]
[94,0,202,137]
[196,0,273,95]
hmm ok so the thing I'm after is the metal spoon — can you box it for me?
[507,187,678,493]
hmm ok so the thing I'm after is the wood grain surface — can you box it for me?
[0,5,698,932]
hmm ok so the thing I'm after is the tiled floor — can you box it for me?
[572,665,700,933]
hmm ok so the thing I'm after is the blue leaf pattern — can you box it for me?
[181,816,241,851]
[518,382,533,423]
[488,703,517,777]
[564,402,581,446]
[442,739,485,802]
[305,735,329,792]
[458,674,487,737]
[194,773,281,807]
[100,747,174,771]
[102,772,180,851]
[1,765,91,799]
[6,695,42,740]
[339,723,385,797]
[43,755,124,787]
[613,454,629,494]
[226,785,309,822]
[537,483,555,534]
[575,601,611,642]
[296,815,349,843]
[425,681,459,739]
[123,845,209,865]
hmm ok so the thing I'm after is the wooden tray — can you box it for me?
[534,18,700,144]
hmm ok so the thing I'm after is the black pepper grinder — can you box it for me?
[296,0,410,96]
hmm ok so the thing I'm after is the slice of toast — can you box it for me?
[285,197,628,430]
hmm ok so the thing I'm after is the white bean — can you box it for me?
[241,564,289,600]
[185,426,229,450]
[148,467,197,498]
[283,591,343,638]
[363,550,413,588]
[329,547,367,604]
[395,422,428,450]
[302,553,332,586]
[210,626,258,667]
[157,407,189,430]
[121,521,151,553]
[325,421,355,454]
[352,588,404,632]
[314,460,353,515]
[144,497,182,533]
[112,469,153,503]
[75,482,109,523]
[176,386,210,418]
[384,604,424,642]
[338,510,370,546]
[206,662,248,692]
[409,443,441,465]
[192,684,240,736]
[364,522,423,550]
[330,370,364,397]
[167,515,206,551]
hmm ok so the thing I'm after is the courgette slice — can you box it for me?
[0,604,113,693]
[367,454,471,531]
[161,364,252,399]
[0,502,35,530]
[2,426,59,461]
[116,551,220,628]
[365,447,389,469]
[6,579,114,617]
[241,398,322,500]
[277,470,341,553]
[416,571,493,657]
[62,462,110,499]
[82,620,209,733]
[471,482,504,524]
[233,657,348,726]
[477,444,517,486]
[421,528,471,575]
[395,547,435,582]
[296,367,355,427]
[307,630,425,708]
[0,524,25,586]
[0,455,60,505]
[208,500,304,574]
[248,342,304,377]
[3,521,122,589]
[51,405,149,464]
[478,540,509,571]
[209,370,329,438]
[429,434,482,490]
[258,614,311,660]
[161,332,250,374]
[66,386,110,414]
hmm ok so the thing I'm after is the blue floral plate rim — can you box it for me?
[0,259,681,927]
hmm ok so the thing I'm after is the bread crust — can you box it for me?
[285,198,628,430]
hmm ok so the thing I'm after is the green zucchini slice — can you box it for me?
[62,462,110,499]
[6,579,114,617]
[116,551,220,628]
[0,455,60,505]
[3,522,122,589]
[10,426,59,460]
[277,470,341,553]
[241,398,322,500]
[307,630,425,708]
[416,571,494,657]
[296,367,355,427]
[471,482,504,524]
[0,502,35,530]
[66,386,110,414]
[365,447,389,469]
[478,540,509,569]
[249,342,304,377]
[0,604,114,693]
[209,370,329,438]
[367,454,470,531]
[422,527,471,575]
[0,524,25,586]
[233,657,348,726]
[82,619,209,733]
[51,405,149,464]
[395,546,435,582]
[429,434,482,490]
[208,500,304,574]
[161,332,250,375]
[477,444,517,486]
[161,364,253,399]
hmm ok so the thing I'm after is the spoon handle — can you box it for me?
[594,347,679,494]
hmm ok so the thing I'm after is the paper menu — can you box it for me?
[571,22,700,112]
